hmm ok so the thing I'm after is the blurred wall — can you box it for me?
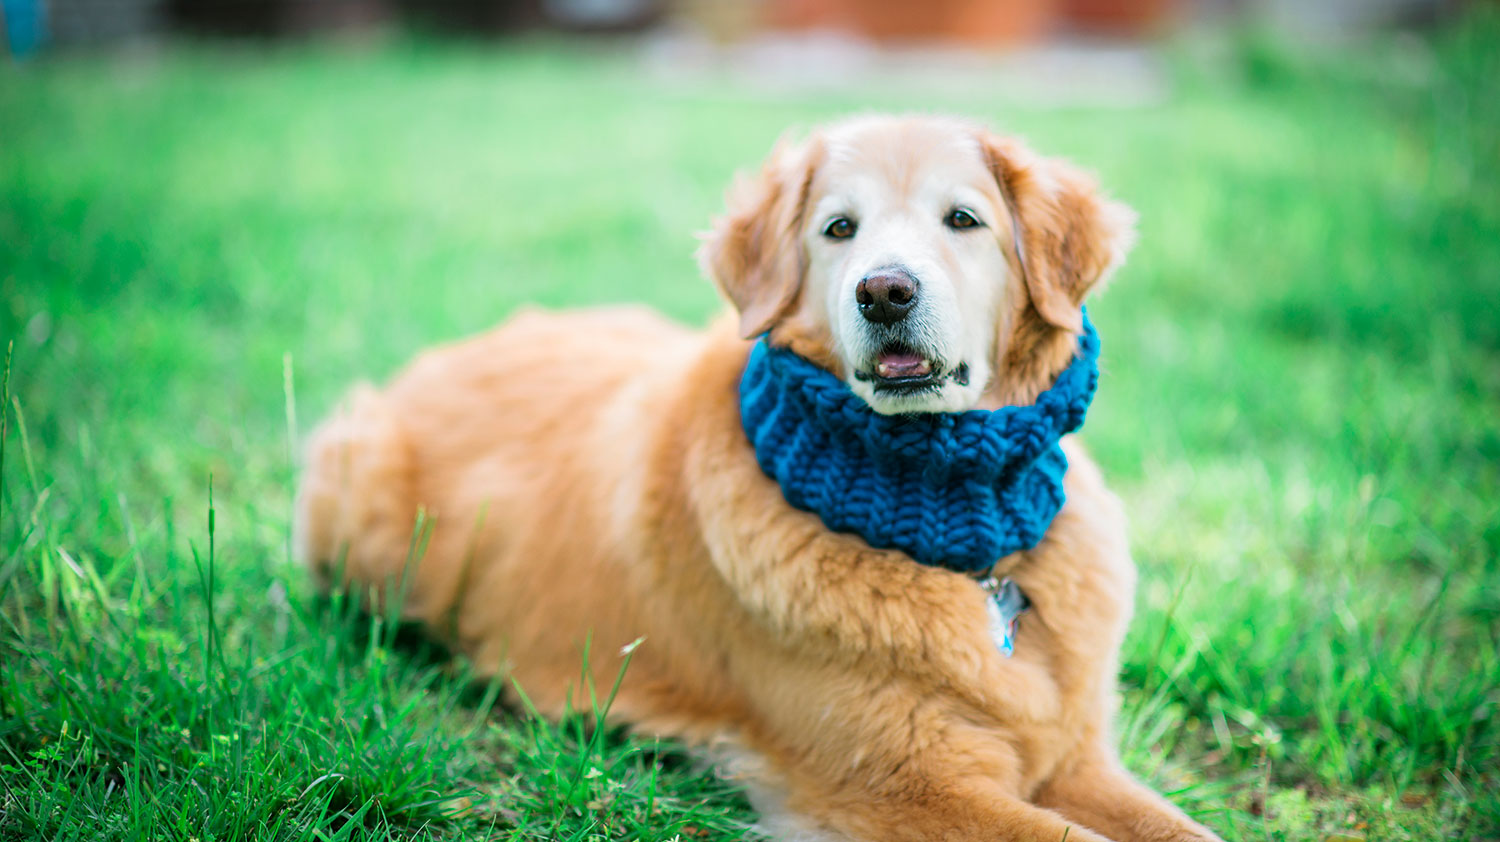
[49,0,159,43]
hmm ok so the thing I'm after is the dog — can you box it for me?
[295,114,1224,842]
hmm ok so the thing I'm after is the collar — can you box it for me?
[738,313,1101,574]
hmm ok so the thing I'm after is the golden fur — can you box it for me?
[295,115,1222,841]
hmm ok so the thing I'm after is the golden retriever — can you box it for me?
[295,114,1223,842]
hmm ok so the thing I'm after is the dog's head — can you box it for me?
[700,114,1135,413]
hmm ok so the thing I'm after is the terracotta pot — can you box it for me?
[1060,0,1178,35]
[944,0,1056,45]
[768,0,1058,46]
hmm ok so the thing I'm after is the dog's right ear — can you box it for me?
[980,132,1136,334]
[698,134,823,339]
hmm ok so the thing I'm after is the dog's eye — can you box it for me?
[823,217,857,240]
[944,208,983,230]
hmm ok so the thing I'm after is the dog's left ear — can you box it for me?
[981,133,1137,333]
[698,133,824,339]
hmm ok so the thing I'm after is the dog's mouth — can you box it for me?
[853,344,971,395]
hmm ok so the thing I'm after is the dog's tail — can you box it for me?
[293,384,423,614]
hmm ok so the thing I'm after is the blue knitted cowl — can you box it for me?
[738,315,1101,573]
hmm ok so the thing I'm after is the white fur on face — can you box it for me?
[801,121,1014,415]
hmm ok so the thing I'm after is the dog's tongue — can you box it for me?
[876,350,932,379]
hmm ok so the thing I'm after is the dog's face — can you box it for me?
[802,120,1016,413]
[702,115,1135,413]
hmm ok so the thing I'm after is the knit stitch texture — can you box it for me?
[739,314,1101,573]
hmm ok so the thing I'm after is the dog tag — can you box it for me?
[978,576,1029,657]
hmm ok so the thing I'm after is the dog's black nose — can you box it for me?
[856,268,919,325]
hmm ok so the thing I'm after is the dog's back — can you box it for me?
[295,306,742,725]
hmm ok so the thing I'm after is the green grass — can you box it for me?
[1,12,1497,841]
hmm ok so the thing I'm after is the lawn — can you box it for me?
[1,12,1497,841]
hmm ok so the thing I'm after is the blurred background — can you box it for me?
[0,0,1476,50]
[1,1,1497,840]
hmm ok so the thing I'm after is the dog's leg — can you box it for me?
[782,778,1124,842]
[743,768,1126,842]
[1032,745,1223,842]
[742,706,1132,842]
[295,385,452,624]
